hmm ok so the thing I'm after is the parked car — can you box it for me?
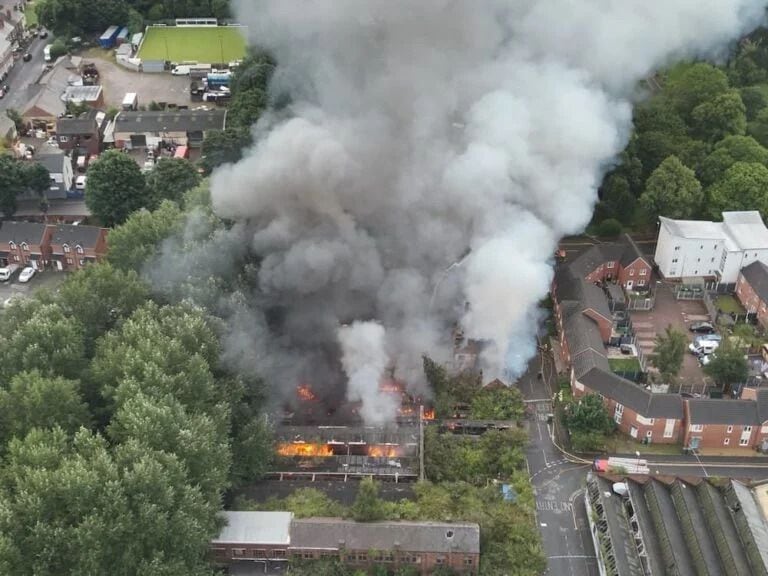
[75,175,87,191]
[689,321,715,334]
[689,340,719,357]
[0,88,4,99]
[700,353,716,366]
[22,52,32,62]
[0,264,20,282]
[18,267,35,283]
[38,29,48,39]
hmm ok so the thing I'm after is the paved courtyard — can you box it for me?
[0,270,67,306]
[630,282,713,393]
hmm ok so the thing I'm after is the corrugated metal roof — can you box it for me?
[213,511,293,545]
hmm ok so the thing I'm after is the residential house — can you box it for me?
[21,84,66,128]
[0,4,25,79]
[0,221,51,269]
[47,223,108,271]
[22,152,74,199]
[566,234,652,291]
[13,199,90,223]
[655,211,768,285]
[113,108,227,149]
[735,260,768,327]
[682,390,768,451]
[211,511,481,575]
[56,110,103,156]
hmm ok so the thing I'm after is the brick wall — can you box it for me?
[618,259,652,290]
[735,274,768,328]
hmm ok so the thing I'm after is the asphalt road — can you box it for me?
[520,351,599,576]
[0,35,47,113]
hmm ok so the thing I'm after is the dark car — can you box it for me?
[38,29,48,39]
[689,321,715,334]
[22,52,32,62]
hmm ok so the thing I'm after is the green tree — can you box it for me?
[0,371,90,445]
[258,488,345,518]
[0,154,27,216]
[200,127,252,173]
[704,340,749,396]
[597,173,636,224]
[565,394,614,445]
[739,86,768,121]
[690,90,747,142]
[747,107,768,148]
[351,477,387,522]
[56,262,149,351]
[470,386,524,420]
[5,108,23,132]
[665,62,730,119]
[227,88,269,128]
[640,155,703,221]
[697,135,768,187]
[652,325,687,384]
[706,161,768,220]
[145,157,201,205]
[596,218,622,238]
[106,200,185,272]
[23,163,51,196]
[85,150,150,226]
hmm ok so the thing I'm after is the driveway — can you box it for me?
[630,282,712,393]
[0,269,66,305]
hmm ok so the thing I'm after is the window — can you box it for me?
[20,242,28,252]
[727,425,733,433]
[711,258,715,263]
[232,548,246,558]
[740,438,750,446]
[638,280,645,286]
[639,269,647,276]
[672,258,678,263]
[646,430,653,438]
[630,426,638,438]
[694,270,698,275]
[59,135,69,143]
[79,259,85,266]
[75,245,83,254]
[690,424,703,432]
[464,557,475,566]
[435,556,446,565]
[614,403,624,424]
[302,552,314,560]
[744,426,753,433]
[381,552,394,563]
[356,554,368,562]
[697,258,701,263]
[674,246,681,251]
[272,550,286,558]
[63,244,70,253]
[254,549,266,558]
[13,255,19,262]
[8,241,15,250]
[629,269,635,276]
[724,438,730,446]
[700,245,703,249]
[761,425,768,434]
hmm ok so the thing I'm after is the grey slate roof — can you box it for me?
[114,109,227,134]
[578,367,683,418]
[213,511,293,545]
[741,261,768,306]
[35,153,67,174]
[687,399,758,425]
[290,518,480,554]
[49,224,104,248]
[619,234,647,267]
[56,114,99,136]
[758,389,768,424]
[565,235,650,279]
[0,222,47,245]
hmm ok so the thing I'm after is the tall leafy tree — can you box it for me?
[665,62,730,119]
[145,158,201,205]
[690,90,747,142]
[640,155,703,221]
[85,150,150,226]
[351,478,387,522]
[651,325,687,384]
[565,394,614,439]
[470,385,524,420]
[704,340,749,396]
[706,161,768,220]
[0,155,27,216]
[24,163,51,197]
[697,135,768,187]
[200,127,252,173]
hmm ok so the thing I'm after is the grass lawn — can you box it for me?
[608,357,642,373]
[138,26,247,63]
[605,436,682,456]
[716,294,745,315]
[24,2,38,28]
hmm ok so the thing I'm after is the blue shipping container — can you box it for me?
[206,72,232,87]
[99,25,121,48]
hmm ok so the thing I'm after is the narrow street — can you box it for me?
[519,351,599,576]
[1,34,47,114]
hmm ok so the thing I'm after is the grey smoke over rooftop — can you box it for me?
[203,0,764,422]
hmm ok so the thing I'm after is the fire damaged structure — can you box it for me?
[586,472,768,576]
[211,511,481,575]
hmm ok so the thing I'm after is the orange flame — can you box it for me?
[277,442,333,457]
[367,444,403,458]
[423,408,436,420]
[379,380,404,394]
[296,384,316,402]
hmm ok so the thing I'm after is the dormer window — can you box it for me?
[8,241,15,250]
[75,245,83,254]
[63,244,70,253]
[21,242,28,252]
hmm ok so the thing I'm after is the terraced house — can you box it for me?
[586,472,768,576]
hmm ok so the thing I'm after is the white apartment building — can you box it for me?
[655,211,768,285]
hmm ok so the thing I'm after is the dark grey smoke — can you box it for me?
[173,1,765,423]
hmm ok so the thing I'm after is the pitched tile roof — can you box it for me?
[0,221,47,245]
[565,235,650,279]
[114,109,227,134]
[48,224,105,249]
[578,367,683,418]
[741,261,768,306]
[687,399,758,425]
[619,234,648,267]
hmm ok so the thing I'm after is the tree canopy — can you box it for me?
[85,150,151,226]
[146,158,201,205]
[640,155,703,221]
[652,325,687,384]
[706,161,768,219]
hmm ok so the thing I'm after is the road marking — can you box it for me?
[548,555,597,559]
[536,500,573,512]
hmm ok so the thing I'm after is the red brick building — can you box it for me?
[211,511,481,575]
[682,392,768,451]
[567,234,653,291]
[735,260,768,328]
[47,224,108,271]
[0,222,52,270]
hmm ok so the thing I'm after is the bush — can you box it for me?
[597,218,622,238]
[49,39,67,60]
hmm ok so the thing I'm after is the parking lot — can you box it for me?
[82,52,192,107]
[630,282,713,392]
[0,270,67,306]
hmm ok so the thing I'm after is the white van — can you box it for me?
[689,340,719,356]
[43,44,52,62]
[171,65,191,76]
[0,264,20,281]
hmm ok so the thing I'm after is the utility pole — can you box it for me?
[419,404,425,481]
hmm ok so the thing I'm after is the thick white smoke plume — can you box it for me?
[208,0,765,422]
[338,321,398,425]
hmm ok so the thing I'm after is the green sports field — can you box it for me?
[137,26,247,63]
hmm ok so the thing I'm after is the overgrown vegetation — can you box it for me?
[563,393,615,452]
